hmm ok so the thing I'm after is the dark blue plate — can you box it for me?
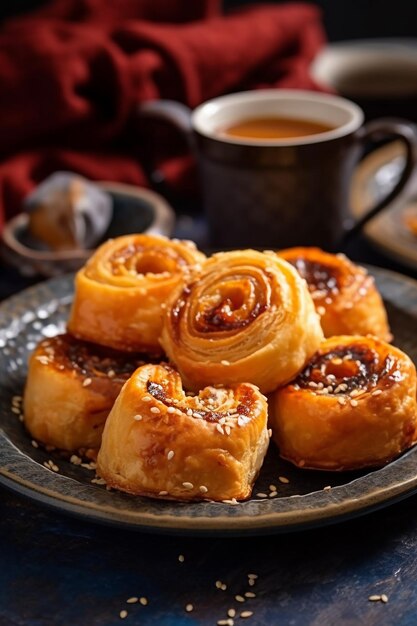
[1,267,417,535]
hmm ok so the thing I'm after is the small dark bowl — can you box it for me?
[2,182,175,276]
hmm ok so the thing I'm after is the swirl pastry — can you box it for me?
[270,335,417,470]
[97,363,269,501]
[23,334,153,453]
[160,250,323,394]
[67,234,206,353]
[278,247,391,341]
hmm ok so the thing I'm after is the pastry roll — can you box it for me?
[270,335,417,471]
[160,250,323,394]
[67,234,206,353]
[97,363,269,501]
[278,247,391,341]
[23,334,153,452]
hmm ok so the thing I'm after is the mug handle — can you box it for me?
[137,101,194,185]
[342,118,417,245]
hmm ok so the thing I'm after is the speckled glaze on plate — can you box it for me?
[1,268,417,536]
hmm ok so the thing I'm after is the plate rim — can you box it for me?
[1,266,417,535]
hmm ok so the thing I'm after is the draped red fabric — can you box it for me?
[0,0,326,231]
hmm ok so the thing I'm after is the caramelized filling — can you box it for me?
[296,343,397,394]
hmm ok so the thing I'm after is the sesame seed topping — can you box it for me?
[269,492,278,498]
[240,611,253,618]
[70,455,82,465]
[182,482,194,489]
[133,414,143,421]
[158,490,168,496]
[337,397,346,405]
[82,378,92,387]
[185,604,193,612]
[368,595,382,602]
[372,389,382,396]
[317,306,326,316]
[167,450,175,460]
[199,485,208,494]
[31,440,39,448]
[139,597,148,606]
[256,493,268,498]
[278,476,289,484]
[248,574,258,579]
[126,597,138,604]
[228,609,236,618]
[150,406,160,414]
[323,485,332,491]
[120,609,128,619]
[269,484,277,491]
[268,428,272,438]
[381,594,388,603]
[107,370,115,378]
[235,595,245,603]
[221,360,231,366]
[350,399,358,407]
[11,407,21,415]
[142,395,151,402]
[245,592,256,598]
[167,406,176,413]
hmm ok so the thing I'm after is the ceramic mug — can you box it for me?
[139,89,417,249]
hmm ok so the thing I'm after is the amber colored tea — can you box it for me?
[221,116,334,139]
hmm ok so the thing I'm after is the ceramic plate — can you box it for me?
[1,269,417,536]
[351,141,417,271]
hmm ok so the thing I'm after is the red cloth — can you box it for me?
[0,0,326,232]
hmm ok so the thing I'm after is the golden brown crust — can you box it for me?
[278,247,392,341]
[97,364,269,501]
[23,334,154,452]
[160,250,323,394]
[270,335,417,470]
[67,234,206,353]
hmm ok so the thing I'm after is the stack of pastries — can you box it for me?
[23,236,417,501]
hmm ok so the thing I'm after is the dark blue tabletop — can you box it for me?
[1,233,417,626]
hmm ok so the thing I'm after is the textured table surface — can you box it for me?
[1,234,417,626]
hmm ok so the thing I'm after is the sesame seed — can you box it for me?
[221,360,230,366]
[158,490,168,496]
[235,595,245,603]
[120,609,128,619]
[221,584,227,590]
[185,604,193,612]
[317,306,326,316]
[298,459,306,467]
[256,493,268,498]
[222,498,238,505]
[372,389,382,396]
[70,455,82,465]
[248,580,255,587]
[248,574,258,579]
[150,407,160,414]
[245,592,256,598]
[368,595,381,602]
[91,477,107,485]
[11,407,21,415]
[337,397,346,405]
[182,482,194,489]
[178,554,185,562]
[323,485,332,491]
[228,609,236,617]
[133,414,143,421]
[167,450,175,460]
[350,399,358,407]
[139,597,148,606]
[269,492,278,498]
[51,463,59,472]
[217,621,229,626]
[142,395,151,402]
[167,406,176,413]
[269,484,277,491]
[240,611,253,618]
[278,476,289,484]
[126,597,138,604]
[268,428,272,438]
[31,440,39,448]
[381,594,388,603]
[215,581,223,589]
[82,378,92,387]
[199,485,208,494]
